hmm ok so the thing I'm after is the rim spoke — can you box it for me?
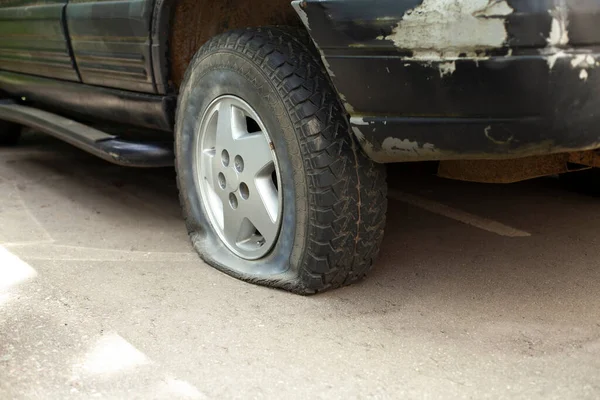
[235,132,274,178]
[215,101,246,150]
[201,149,217,191]
[243,179,279,246]
[205,184,224,230]
[215,100,234,150]
[223,205,244,245]
[200,148,227,206]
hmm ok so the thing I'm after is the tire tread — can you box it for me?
[178,26,387,294]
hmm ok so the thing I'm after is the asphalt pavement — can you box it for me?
[1,131,599,399]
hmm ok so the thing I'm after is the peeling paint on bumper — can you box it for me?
[294,0,600,163]
[349,50,600,163]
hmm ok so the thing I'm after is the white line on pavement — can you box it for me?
[388,189,531,238]
[5,243,198,263]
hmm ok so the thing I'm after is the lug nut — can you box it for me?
[234,155,244,173]
[218,172,226,189]
[229,193,238,209]
[239,182,249,200]
[221,149,230,167]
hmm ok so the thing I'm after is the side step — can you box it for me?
[0,100,173,167]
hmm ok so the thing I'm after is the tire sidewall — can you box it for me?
[175,50,307,283]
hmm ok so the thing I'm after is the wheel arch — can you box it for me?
[154,0,303,93]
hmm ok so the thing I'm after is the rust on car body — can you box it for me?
[170,0,300,87]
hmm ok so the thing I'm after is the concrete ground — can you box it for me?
[1,131,599,399]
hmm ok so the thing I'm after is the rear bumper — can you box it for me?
[294,0,600,162]
[348,50,600,163]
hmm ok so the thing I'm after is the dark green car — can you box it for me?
[1,0,599,293]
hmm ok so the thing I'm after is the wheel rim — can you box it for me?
[194,95,283,260]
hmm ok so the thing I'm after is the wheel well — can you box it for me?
[168,0,303,89]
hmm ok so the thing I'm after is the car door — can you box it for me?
[0,0,80,82]
[65,0,157,93]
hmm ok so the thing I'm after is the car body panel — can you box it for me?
[1,0,600,164]
[0,70,174,131]
[0,0,79,81]
[0,0,174,130]
[149,0,173,95]
[293,0,600,162]
[66,0,158,93]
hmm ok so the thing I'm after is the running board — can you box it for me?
[0,100,173,167]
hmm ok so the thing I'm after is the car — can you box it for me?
[0,0,599,293]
